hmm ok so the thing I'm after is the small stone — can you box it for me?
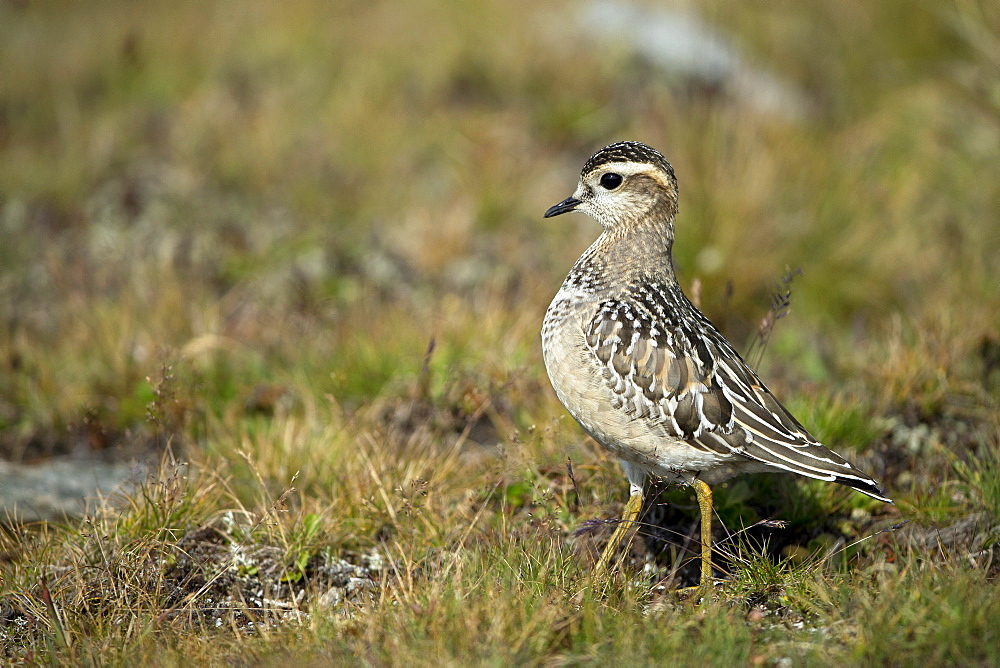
[316,587,343,609]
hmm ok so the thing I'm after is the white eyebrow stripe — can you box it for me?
[590,161,658,178]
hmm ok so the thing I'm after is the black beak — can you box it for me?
[544,197,582,218]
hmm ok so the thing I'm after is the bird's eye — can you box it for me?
[600,172,623,190]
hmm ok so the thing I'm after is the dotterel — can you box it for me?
[541,141,891,588]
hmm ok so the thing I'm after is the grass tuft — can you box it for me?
[1,0,999,663]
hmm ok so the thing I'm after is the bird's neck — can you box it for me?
[579,218,677,286]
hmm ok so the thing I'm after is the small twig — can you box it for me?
[827,519,912,560]
[416,336,436,400]
[566,458,581,513]
[714,517,790,552]
[747,267,803,368]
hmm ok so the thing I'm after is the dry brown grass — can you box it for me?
[2,0,999,664]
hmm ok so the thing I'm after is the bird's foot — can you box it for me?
[673,579,718,603]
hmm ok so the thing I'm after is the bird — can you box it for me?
[541,141,892,590]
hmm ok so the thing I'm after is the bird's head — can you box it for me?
[544,141,679,234]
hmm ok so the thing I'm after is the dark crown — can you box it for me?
[581,141,675,179]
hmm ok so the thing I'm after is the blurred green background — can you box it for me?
[2,1,1000,663]
[2,0,996,459]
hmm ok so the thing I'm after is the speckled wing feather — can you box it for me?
[584,280,890,502]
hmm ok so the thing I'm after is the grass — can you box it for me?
[2,0,999,664]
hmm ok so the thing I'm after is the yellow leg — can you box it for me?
[692,479,714,589]
[594,487,643,576]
